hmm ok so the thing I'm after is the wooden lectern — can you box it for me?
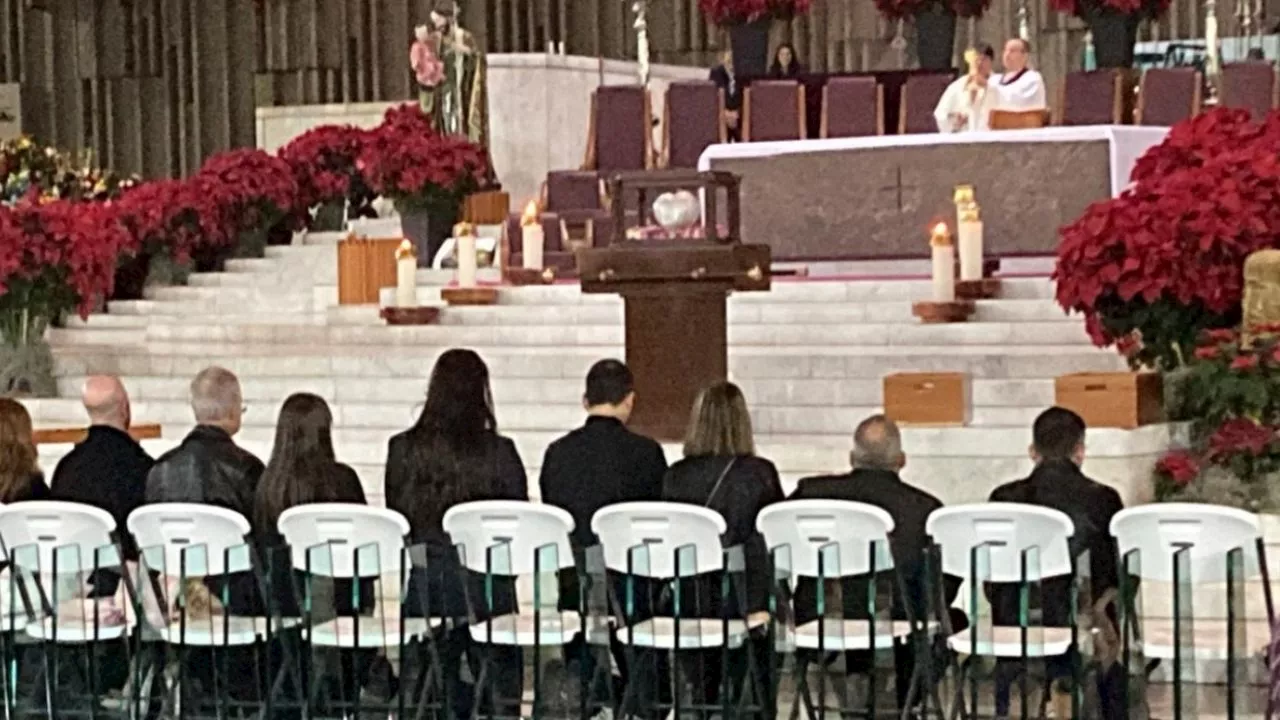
[577,170,770,442]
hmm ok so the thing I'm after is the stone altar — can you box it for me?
[699,125,1169,261]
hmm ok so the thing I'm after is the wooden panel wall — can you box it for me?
[2,0,1272,179]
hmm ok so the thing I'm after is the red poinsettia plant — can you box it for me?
[358,104,490,212]
[698,0,811,24]
[277,124,370,213]
[0,199,129,336]
[197,148,302,235]
[1153,326,1280,504]
[1055,108,1280,370]
[115,178,235,266]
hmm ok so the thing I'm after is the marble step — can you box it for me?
[23,396,1048,434]
[50,346,1127,380]
[55,375,1059,408]
[48,320,1093,348]
[381,277,1059,307]
[69,298,1078,330]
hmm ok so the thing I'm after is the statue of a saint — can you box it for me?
[411,1,490,150]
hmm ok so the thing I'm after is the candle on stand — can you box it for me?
[395,239,417,307]
[455,222,478,288]
[954,184,984,281]
[521,200,544,270]
[930,223,956,302]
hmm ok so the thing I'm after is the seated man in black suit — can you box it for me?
[539,359,668,711]
[790,415,961,711]
[987,407,1125,720]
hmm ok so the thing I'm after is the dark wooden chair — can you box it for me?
[583,84,653,172]
[742,79,806,141]
[1135,68,1201,126]
[898,73,953,134]
[820,77,883,138]
[1057,70,1123,126]
[1221,62,1277,121]
[663,80,725,169]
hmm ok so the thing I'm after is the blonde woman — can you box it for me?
[0,399,48,503]
[661,381,781,709]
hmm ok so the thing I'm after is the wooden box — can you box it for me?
[1054,372,1163,429]
[337,236,401,305]
[884,372,970,426]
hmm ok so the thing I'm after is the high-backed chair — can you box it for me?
[742,79,806,141]
[898,73,953,134]
[820,77,883,138]
[583,84,653,173]
[1057,69,1123,126]
[505,170,611,270]
[664,80,725,168]
[1221,62,1278,121]
[1135,67,1202,126]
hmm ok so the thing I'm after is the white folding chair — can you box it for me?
[759,500,939,720]
[126,504,268,646]
[277,503,439,648]
[0,501,126,642]
[442,500,579,645]
[1110,503,1274,661]
[926,503,1077,657]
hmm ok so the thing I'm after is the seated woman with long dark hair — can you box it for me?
[385,348,527,720]
[254,393,394,705]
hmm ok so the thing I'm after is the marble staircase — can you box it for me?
[32,242,1177,511]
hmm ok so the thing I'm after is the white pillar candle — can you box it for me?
[457,233,477,288]
[930,223,956,302]
[395,240,417,307]
[957,217,984,281]
[520,200,544,270]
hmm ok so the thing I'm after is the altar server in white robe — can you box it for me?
[992,38,1047,111]
[933,44,999,133]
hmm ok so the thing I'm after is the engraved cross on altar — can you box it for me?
[877,167,918,212]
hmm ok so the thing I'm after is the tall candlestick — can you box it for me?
[395,240,417,308]
[1205,0,1222,104]
[455,222,477,288]
[930,223,956,302]
[954,185,984,281]
[521,200,544,270]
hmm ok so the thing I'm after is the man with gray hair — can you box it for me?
[789,415,959,713]
[146,367,263,523]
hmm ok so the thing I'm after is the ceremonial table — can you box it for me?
[698,125,1169,262]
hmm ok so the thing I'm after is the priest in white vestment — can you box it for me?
[992,38,1047,112]
[933,44,999,133]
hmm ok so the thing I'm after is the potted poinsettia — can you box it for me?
[197,148,301,259]
[277,124,372,231]
[1055,109,1280,372]
[0,199,128,394]
[358,104,491,265]
[697,0,812,77]
[112,178,235,291]
[1050,0,1169,67]
[872,0,990,71]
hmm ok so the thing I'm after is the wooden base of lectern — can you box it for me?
[624,289,728,442]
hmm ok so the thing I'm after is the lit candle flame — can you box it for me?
[930,222,953,247]
[395,239,416,260]
[521,200,540,226]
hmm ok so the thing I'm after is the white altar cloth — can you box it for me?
[698,125,1170,198]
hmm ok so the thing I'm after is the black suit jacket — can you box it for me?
[385,429,527,619]
[709,64,741,110]
[52,425,154,559]
[789,469,959,624]
[987,458,1124,626]
[539,416,667,549]
[146,425,264,522]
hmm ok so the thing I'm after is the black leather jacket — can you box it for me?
[145,425,265,525]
